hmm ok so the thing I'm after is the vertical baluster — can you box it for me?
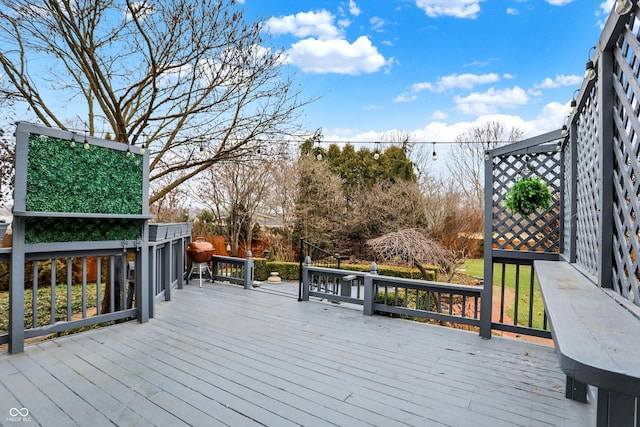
[474,296,479,319]
[32,261,38,328]
[110,256,115,313]
[500,263,506,323]
[82,257,87,318]
[528,264,535,327]
[66,258,72,321]
[462,295,467,318]
[96,257,102,315]
[514,264,520,326]
[50,259,56,324]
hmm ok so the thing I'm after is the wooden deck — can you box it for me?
[0,281,593,426]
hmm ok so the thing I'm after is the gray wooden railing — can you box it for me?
[210,252,254,290]
[302,257,482,328]
[0,226,192,352]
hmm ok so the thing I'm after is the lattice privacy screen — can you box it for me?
[491,150,561,253]
[611,15,640,306]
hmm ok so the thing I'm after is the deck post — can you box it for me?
[9,217,25,354]
[480,151,494,339]
[302,256,311,301]
[244,251,253,289]
[363,263,377,316]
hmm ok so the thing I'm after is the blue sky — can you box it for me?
[241,0,616,145]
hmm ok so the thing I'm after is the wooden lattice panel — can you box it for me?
[563,138,573,260]
[492,150,561,252]
[574,89,600,277]
[611,23,640,306]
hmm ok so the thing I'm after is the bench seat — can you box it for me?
[535,260,640,426]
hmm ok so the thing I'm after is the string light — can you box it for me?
[83,134,90,150]
[615,0,634,15]
[70,134,76,148]
[431,142,437,161]
[585,46,597,81]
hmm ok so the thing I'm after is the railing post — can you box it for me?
[244,251,253,290]
[298,238,304,301]
[9,216,25,354]
[480,151,494,339]
[363,262,377,316]
[176,235,185,290]
[302,256,311,301]
[148,243,157,319]
[162,240,172,301]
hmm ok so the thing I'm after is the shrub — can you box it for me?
[504,177,553,215]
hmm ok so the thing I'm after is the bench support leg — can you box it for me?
[596,389,638,427]
[565,375,588,403]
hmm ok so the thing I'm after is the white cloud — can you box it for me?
[545,0,575,5]
[432,73,500,92]
[286,36,387,75]
[506,8,518,15]
[415,0,484,19]
[348,0,361,16]
[534,74,582,89]
[393,93,418,103]
[430,110,448,120]
[370,17,386,31]
[395,73,500,102]
[455,86,529,115]
[599,0,615,14]
[264,10,341,40]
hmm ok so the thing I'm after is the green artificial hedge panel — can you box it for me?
[25,218,141,244]
[26,134,143,214]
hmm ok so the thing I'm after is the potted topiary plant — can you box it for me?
[504,177,553,215]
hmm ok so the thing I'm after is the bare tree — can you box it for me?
[367,229,467,282]
[0,92,15,214]
[448,121,523,208]
[0,0,308,204]
[262,151,299,250]
[197,157,273,256]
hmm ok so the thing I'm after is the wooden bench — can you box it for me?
[535,260,640,427]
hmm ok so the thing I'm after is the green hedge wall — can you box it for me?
[26,134,143,214]
[22,133,144,243]
[253,260,437,282]
[25,218,141,244]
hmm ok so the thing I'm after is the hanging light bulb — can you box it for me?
[585,47,597,81]
[431,142,437,161]
[316,152,323,161]
[373,151,379,160]
[83,134,90,150]
[615,0,634,15]
[70,134,76,148]
[139,147,146,155]
[561,124,569,137]
[484,151,490,161]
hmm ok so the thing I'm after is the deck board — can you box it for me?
[0,281,593,426]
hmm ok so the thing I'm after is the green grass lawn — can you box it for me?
[460,259,546,330]
[0,283,99,336]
